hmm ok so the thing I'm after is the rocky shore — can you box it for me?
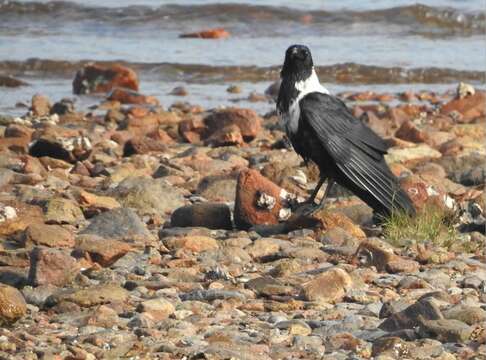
[0,64,485,359]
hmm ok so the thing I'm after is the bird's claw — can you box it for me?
[295,202,324,217]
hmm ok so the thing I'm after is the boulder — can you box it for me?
[73,63,139,94]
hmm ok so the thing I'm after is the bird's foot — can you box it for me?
[295,202,325,217]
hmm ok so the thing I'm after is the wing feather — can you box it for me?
[300,92,415,216]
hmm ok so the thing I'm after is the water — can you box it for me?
[0,0,485,115]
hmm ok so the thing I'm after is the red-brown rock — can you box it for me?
[204,107,262,142]
[108,88,159,106]
[180,28,230,39]
[234,169,285,229]
[395,121,428,143]
[178,116,206,143]
[441,92,486,122]
[28,247,79,286]
[74,234,132,267]
[73,63,139,94]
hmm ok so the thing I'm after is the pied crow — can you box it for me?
[277,44,415,217]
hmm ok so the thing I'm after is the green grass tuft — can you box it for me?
[383,205,460,249]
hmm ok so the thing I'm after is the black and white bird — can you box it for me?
[277,44,415,217]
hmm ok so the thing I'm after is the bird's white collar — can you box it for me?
[283,68,329,135]
[295,68,329,95]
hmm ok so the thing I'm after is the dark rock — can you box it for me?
[171,203,232,230]
[80,207,154,245]
[379,298,443,332]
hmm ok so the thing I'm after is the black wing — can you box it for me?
[300,92,415,216]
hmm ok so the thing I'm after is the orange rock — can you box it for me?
[395,121,428,143]
[72,63,139,94]
[178,116,206,144]
[441,92,486,122]
[0,203,44,237]
[75,235,132,267]
[234,169,285,229]
[204,107,262,141]
[180,28,230,39]
[22,224,75,249]
[108,88,159,106]
[314,211,367,240]
[0,136,30,154]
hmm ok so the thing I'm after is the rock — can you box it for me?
[108,88,159,106]
[50,98,75,115]
[246,276,295,297]
[456,82,475,99]
[204,107,262,142]
[0,75,28,87]
[395,121,428,143]
[48,284,129,307]
[227,85,242,94]
[80,208,154,245]
[169,86,188,96]
[356,238,419,273]
[21,285,59,309]
[441,91,485,122]
[196,173,238,202]
[438,152,486,186]
[112,176,185,219]
[29,135,92,163]
[444,304,486,325]
[399,176,453,211]
[31,94,51,117]
[123,135,168,156]
[45,198,84,224]
[205,124,244,147]
[287,210,366,240]
[246,238,280,259]
[178,116,206,143]
[418,318,472,343]
[28,247,79,286]
[275,320,312,336]
[73,63,139,94]
[170,203,232,230]
[300,267,352,304]
[74,189,121,214]
[74,234,132,267]
[137,297,175,321]
[386,144,442,165]
[234,169,288,230]
[22,223,75,249]
[180,28,230,39]
[371,337,411,358]
[163,235,219,253]
[379,298,443,332]
[0,284,27,324]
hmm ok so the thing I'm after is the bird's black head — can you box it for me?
[281,44,313,80]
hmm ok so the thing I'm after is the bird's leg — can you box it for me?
[315,179,335,211]
[302,179,335,216]
[305,177,326,205]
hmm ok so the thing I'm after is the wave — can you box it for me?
[1,58,484,84]
[0,1,484,35]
